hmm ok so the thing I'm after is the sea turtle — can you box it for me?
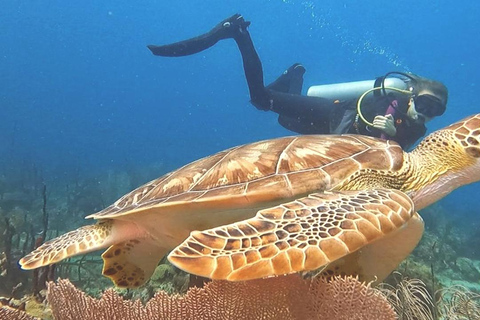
[20,114,480,288]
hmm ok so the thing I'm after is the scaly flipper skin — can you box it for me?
[19,221,113,270]
[102,239,168,288]
[168,189,416,281]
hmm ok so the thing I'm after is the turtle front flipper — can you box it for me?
[169,189,423,281]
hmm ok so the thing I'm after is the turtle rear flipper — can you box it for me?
[102,240,167,288]
[19,221,114,270]
[168,189,420,281]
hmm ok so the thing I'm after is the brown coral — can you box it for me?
[46,274,397,320]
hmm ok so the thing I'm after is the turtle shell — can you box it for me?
[90,134,404,220]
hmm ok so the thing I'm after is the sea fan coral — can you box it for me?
[44,274,396,320]
[0,305,38,320]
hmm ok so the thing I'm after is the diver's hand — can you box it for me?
[373,114,396,136]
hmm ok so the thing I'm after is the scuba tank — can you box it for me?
[307,72,416,130]
[306,77,408,102]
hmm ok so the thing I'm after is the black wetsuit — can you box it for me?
[148,14,427,150]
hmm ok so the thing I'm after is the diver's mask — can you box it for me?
[407,99,428,124]
[413,94,446,118]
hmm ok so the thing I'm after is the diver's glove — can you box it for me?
[373,114,397,137]
[147,14,250,57]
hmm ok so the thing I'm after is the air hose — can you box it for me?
[356,86,412,127]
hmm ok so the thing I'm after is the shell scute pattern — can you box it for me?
[283,170,329,196]
[321,158,361,181]
[91,135,401,219]
[352,146,402,171]
[95,149,234,216]
[276,136,371,174]
[244,175,291,199]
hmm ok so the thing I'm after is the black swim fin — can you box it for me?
[147,14,250,57]
[266,63,306,94]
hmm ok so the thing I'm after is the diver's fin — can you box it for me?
[102,239,167,288]
[19,221,114,270]
[147,13,250,57]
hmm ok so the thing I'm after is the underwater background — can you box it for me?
[1,0,480,318]
[2,0,480,202]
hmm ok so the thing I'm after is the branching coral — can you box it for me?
[45,275,397,320]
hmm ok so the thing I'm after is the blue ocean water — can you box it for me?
[0,1,478,214]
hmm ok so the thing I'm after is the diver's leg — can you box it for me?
[147,14,250,57]
[266,63,306,95]
[233,31,309,109]
[268,91,335,134]
[167,15,332,131]
[278,115,329,134]
[268,91,333,118]
[231,25,270,110]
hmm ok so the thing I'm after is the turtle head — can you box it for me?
[408,113,480,209]
[445,113,480,171]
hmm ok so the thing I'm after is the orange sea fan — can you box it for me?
[42,274,396,320]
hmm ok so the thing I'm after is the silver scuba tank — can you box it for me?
[306,77,408,101]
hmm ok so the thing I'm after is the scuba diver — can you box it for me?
[147,14,448,150]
